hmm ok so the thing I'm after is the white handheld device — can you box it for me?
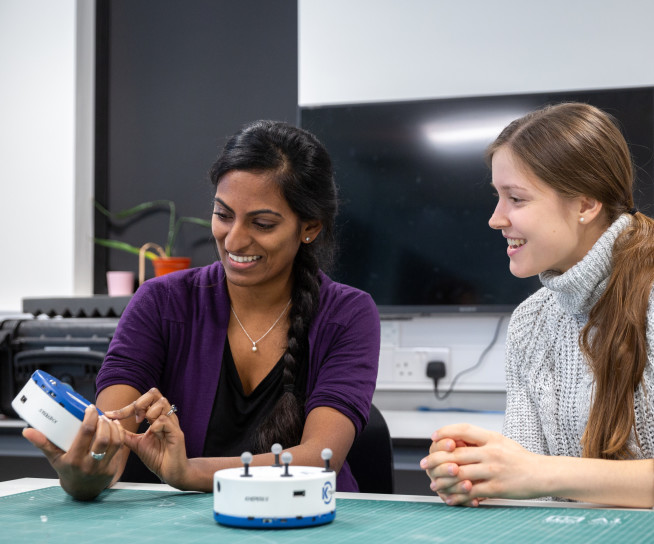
[11,369,101,452]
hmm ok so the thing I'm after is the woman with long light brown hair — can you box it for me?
[422,102,654,508]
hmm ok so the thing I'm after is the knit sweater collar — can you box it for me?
[539,214,631,315]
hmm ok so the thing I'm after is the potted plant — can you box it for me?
[94,199,211,285]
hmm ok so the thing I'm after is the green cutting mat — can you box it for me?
[1,486,651,543]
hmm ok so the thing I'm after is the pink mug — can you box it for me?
[106,271,134,296]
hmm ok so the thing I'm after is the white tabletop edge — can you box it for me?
[0,478,650,511]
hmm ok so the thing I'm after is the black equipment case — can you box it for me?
[0,318,119,417]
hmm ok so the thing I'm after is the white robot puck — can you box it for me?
[213,448,336,529]
[11,369,101,452]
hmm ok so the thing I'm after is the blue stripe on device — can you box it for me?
[31,369,102,421]
[213,510,335,529]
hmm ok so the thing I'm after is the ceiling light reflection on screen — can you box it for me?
[423,111,527,148]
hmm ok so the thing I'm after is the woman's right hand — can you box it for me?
[22,403,126,501]
[104,388,190,490]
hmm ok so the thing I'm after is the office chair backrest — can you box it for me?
[346,403,394,494]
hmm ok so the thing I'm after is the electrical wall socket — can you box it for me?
[391,348,450,384]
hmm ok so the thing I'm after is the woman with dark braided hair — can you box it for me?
[22,121,380,500]
[422,103,654,508]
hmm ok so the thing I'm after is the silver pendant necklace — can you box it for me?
[231,298,292,352]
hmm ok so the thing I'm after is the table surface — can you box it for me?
[381,409,504,439]
[1,479,651,543]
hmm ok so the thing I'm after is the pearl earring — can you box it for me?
[579,217,585,223]
[305,237,311,242]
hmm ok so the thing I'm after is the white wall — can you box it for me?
[299,0,654,106]
[0,0,93,313]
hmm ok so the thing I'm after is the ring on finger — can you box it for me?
[165,404,178,417]
[90,451,106,461]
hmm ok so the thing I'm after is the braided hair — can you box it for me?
[209,120,338,452]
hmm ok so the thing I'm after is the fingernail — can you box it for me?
[419,458,427,469]
[448,464,455,476]
[431,431,439,441]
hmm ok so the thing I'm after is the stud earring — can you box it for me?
[579,217,585,223]
[305,237,311,242]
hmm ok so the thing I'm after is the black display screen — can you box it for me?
[301,87,654,314]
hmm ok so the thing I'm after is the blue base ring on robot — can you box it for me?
[213,510,335,529]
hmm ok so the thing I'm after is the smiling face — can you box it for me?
[213,170,320,294]
[488,146,597,278]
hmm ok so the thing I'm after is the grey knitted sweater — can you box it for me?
[502,214,654,461]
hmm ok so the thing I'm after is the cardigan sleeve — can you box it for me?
[96,278,169,396]
[305,287,380,436]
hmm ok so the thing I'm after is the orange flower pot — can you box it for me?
[152,257,191,277]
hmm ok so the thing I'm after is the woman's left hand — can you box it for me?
[420,423,542,506]
[104,388,189,489]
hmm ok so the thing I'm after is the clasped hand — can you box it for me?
[420,423,541,506]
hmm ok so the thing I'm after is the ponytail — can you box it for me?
[581,213,654,459]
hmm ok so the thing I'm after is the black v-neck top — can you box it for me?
[202,338,284,456]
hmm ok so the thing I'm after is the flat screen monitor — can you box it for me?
[300,87,654,315]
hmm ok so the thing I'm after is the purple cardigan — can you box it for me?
[96,261,380,491]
